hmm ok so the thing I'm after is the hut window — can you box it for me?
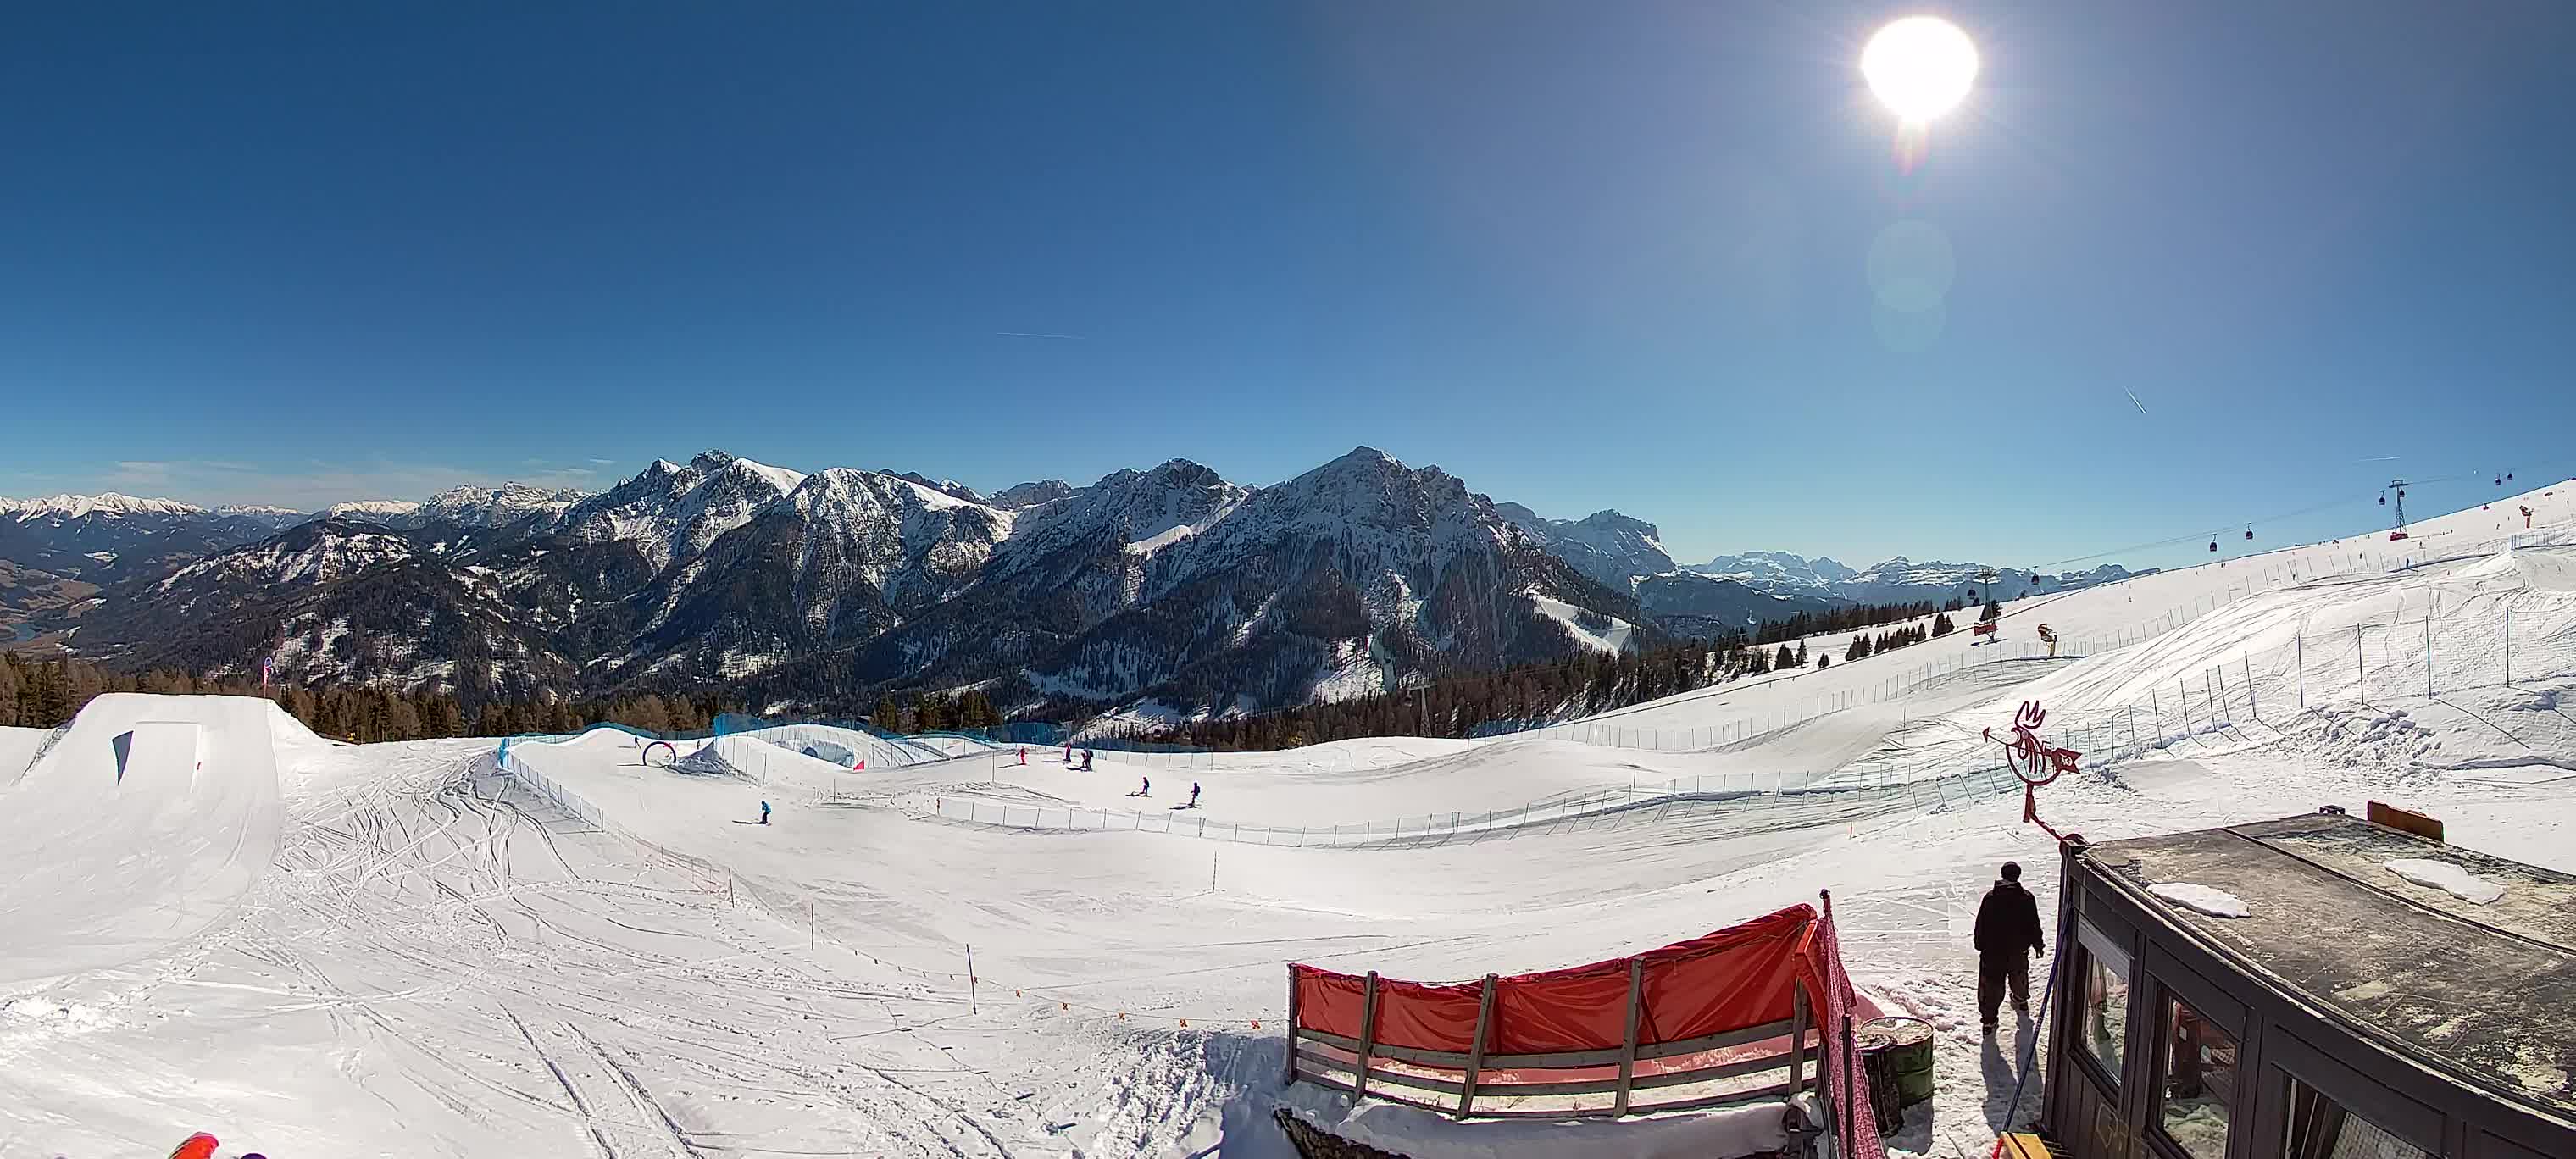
[2075,919,2132,1086]
[2284,1074,2431,1159]
[2154,994,2239,1159]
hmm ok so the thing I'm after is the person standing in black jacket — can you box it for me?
[1973,861,2046,1034]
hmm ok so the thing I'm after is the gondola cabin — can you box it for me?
[2043,808,2574,1159]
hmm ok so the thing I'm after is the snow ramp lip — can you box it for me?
[0,693,286,984]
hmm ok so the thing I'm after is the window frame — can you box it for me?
[2258,1027,2445,1159]
[2070,913,2137,1096]
[2146,986,2246,1159]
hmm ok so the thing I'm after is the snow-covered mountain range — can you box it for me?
[29,450,1641,715]
[1690,551,2143,605]
[321,483,588,531]
[3,454,2138,717]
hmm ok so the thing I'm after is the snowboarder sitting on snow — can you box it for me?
[1080,748,1095,770]
[1973,861,2046,1034]
[759,800,772,826]
[1136,775,1150,797]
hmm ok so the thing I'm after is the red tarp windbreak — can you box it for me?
[1289,901,1884,1159]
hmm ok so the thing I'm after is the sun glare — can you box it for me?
[1861,16,1979,122]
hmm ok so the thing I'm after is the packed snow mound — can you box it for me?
[2384,857,2506,904]
[724,723,929,768]
[0,693,286,984]
[670,742,743,778]
[2148,883,2249,918]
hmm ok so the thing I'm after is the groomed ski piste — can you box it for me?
[8,483,2576,1157]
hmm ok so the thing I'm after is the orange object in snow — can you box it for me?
[169,1134,219,1159]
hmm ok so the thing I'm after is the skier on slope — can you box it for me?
[1018,746,1028,765]
[1080,748,1095,770]
[759,800,772,826]
[1973,861,2046,1034]
[1138,775,1150,797]
[1189,781,1202,808]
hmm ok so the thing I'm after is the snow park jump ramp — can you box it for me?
[0,693,286,984]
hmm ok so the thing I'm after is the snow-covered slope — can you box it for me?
[0,693,286,984]
[10,477,2576,1158]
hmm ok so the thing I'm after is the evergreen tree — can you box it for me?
[1774,644,1795,670]
[1816,655,1829,669]
[1932,612,1955,638]
[1981,597,2001,622]
[1846,635,1871,662]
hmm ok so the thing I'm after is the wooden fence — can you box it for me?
[1286,964,1822,1120]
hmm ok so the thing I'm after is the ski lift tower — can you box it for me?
[2385,479,2411,541]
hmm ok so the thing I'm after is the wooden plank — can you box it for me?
[1613,957,1645,1117]
[1283,965,1302,1087]
[1300,1046,1799,1100]
[1296,1017,1799,1071]
[1787,981,1807,1103]
[2367,800,2444,843]
[1423,1080,1807,1120]
[1352,971,1380,1102]
[1297,1050,1465,1096]
[1632,1018,1801,1061]
[1456,974,1496,1120]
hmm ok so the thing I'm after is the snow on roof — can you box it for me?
[2090,811,2576,1113]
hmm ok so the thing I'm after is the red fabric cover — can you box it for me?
[1291,905,1816,1056]
[1289,901,1886,1159]
[1368,976,1487,1052]
[1814,897,1887,1159]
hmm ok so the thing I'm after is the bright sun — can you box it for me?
[1861,16,1979,122]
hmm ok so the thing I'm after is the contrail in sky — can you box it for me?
[997,331,1085,341]
[2356,456,2401,462]
[2124,389,2148,414]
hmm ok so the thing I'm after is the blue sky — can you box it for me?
[4,3,2571,572]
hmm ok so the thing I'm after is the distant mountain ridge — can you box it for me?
[31,449,1652,719]
[1689,550,2144,604]
[5,462,2145,718]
